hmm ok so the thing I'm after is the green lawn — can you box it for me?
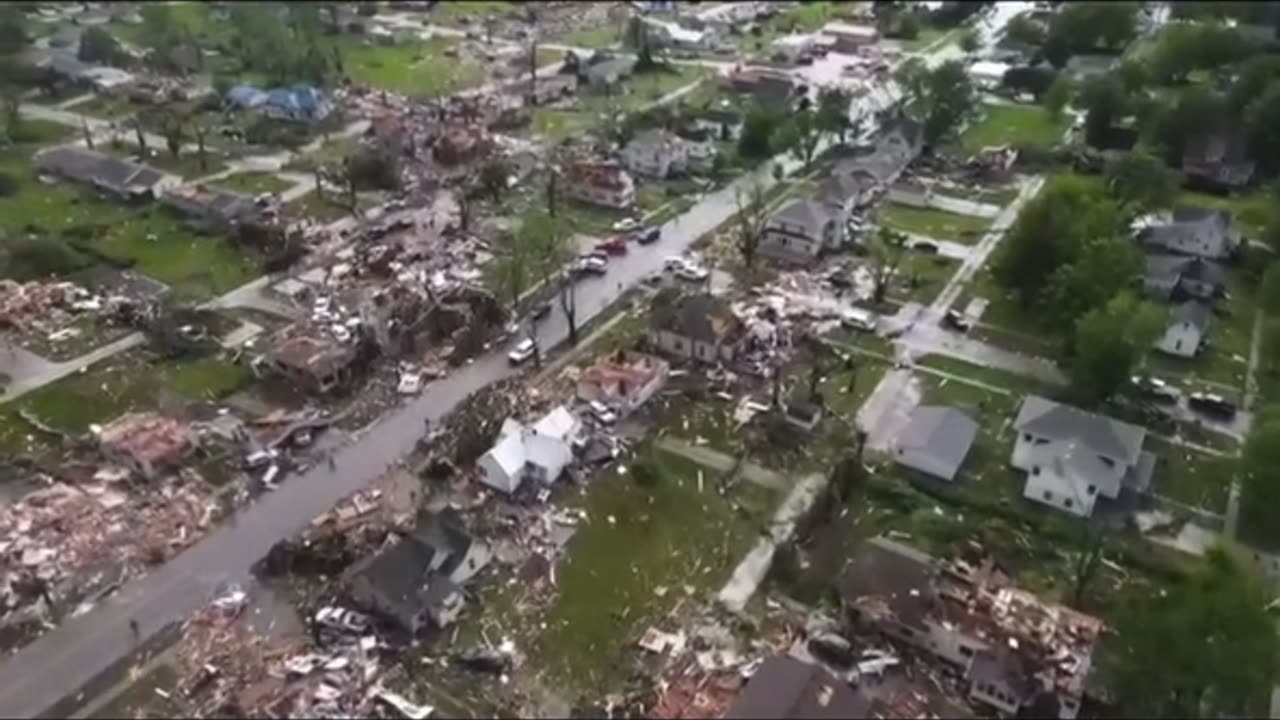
[214,171,292,196]
[877,202,993,243]
[960,104,1070,153]
[917,353,1061,397]
[341,36,487,98]
[561,22,621,49]
[888,253,959,306]
[529,64,709,142]
[456,447,768,698]
[101,141,230,179]
[428,1,520,25]
[1147,437,1237,514]
[0,351,250,457]
[955,269,1063,357]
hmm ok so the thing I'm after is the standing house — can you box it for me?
[576,351,670,417]
[97,413,194,480]
[725,656,870,719]
[894,406,979,482]
[160,184,262,232]
[839,536,1103,719]
[760,199,841,265]
[35,147,173,202]
[563,161,636,210]
[833,118,923,193]
[1155,300,1211,358]
[886,179,933,208]
[262,85,332,124]
[1182,130,1255,191]
[477,406,583,494]
[649,290,744,364]
[1142,254,1225,301]
[818,171,877,225]
[1141,207,1241,260]
[1012,395,1155,517]
[621,129,689,179]
[344,509,491,633]
[583,55,638,93]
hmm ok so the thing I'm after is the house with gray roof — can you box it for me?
[832,118,923,196]
[725,656,870,719]
[817,171,876,224]
[344,509,491,634]
[583,55,637,92]
[760,198,841,265]
[1155,300,1211,358]
[621,129,689,179]
[894,406,979,482]
[160,183,262,232]
[35,147,172,202]
[1141,206,1241,260]
[648,290,743,364]
[1143,254,1224,302]
[1012,396,1155,517]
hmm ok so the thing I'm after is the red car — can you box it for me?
[595,237,629,256]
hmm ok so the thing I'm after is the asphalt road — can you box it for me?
[0,12,1018,712]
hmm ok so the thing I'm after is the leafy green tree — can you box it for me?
[902,60,977,146]
[959,27,980,53]
[1002,12,1045,48]
[1003,66,1058,101]
[1098,545,1278,718]
[816,87,852,144]
[1227,55,1280,114]
[1146,84,1223,165]
[775,108,821,169]
[1245,82,1280,177]
[869,227,908,304]
[0,4,29,54]
[1045,235,1143,334]
[1070,293,1163,405]
[737,102,783,160]
[1078,74,1128,148]
[733,181,768,268]
[1147,21,1247,86]
[1259,262,1280,317]
[78,26,126,66]
[1103,150,1179,214]
[1045,1,1140,63]
[1043,75,1073,119]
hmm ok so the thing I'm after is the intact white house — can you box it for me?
[1012,396,1155,517]
[622,130,689,179]
[477,406,584,494]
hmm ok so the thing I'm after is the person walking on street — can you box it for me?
[129,619,139,643]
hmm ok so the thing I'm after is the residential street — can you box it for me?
[0,18,1011,716]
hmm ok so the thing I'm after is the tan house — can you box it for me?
[97,412,194,480]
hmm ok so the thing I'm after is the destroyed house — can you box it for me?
[839,536,1103,719]
[583,55,637,91]
[576,351,670,417]
[512,73,578,105]
[345,510,491,633]
[97,412,193,480]
[834,118,923,190]
[563,161,636,210]
[725,656,869,719]
[161,184,261,231]
[649,290,744,364]
[262,323,359,393]
[35,147,171,202]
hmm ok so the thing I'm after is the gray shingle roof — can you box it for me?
[725,656,870,719]
[838,536,936,631]
[1013,395,1146,465]
[895,406,979,481]
[650,291,740,344]
[1171,299,1212,331]
[771,199,832,232]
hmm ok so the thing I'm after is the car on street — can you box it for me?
[508,338,536,365]
[314,606,370,634]
[841,308,878,332]
[530,302,552,321]
[911,240,940,254]
[612,217,639,232]
[575,255,608,276]
[595,237,628,256]
[637,227,661,244]
[663,256,687,271]
[1188,392,1237,420]
[943,309,973,332]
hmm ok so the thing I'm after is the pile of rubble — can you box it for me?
[0,470,220,640]
[0,279,111,335]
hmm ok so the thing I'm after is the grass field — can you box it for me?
[530,64,709,141]
[214,170,292,196]
[961,104,1071,153]
[878,202,993,243]
[1146,437,1237,514]
[341,36,487,98]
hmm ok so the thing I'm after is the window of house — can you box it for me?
[1043,490,1052,501]
[1175,339,1183,351]
[1088,484,1096,495]
[1032,465,1040,476]
[1065,498,1074,508]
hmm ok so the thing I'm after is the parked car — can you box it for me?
[314,607,370,634]
[841,308,878,332]
[943,309,972,332]
[508,338,536,365]
[1188,392,1237,420]
[911,239,940,254]
[663,256,687,271]
[595,237,628,256]
[575,255,608,276]
[611,217,640,232]
[637,227,662,245]
[1131,375,1179,405]
[530,302,552,321]
[675,262,709,282]
[587,400,618,425]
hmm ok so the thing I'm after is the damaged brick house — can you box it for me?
[839,537,1103,719]
[96,412,195,480]
[575,350,670,418]
[344,509,491,633]
[562,160,636,210]
[259,322,362,393]
[648,290,744,365]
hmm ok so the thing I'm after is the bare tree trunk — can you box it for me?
[559,272,577,346]
[134,121,147,156]
[81,118,94,150]
[193,124,207,170]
